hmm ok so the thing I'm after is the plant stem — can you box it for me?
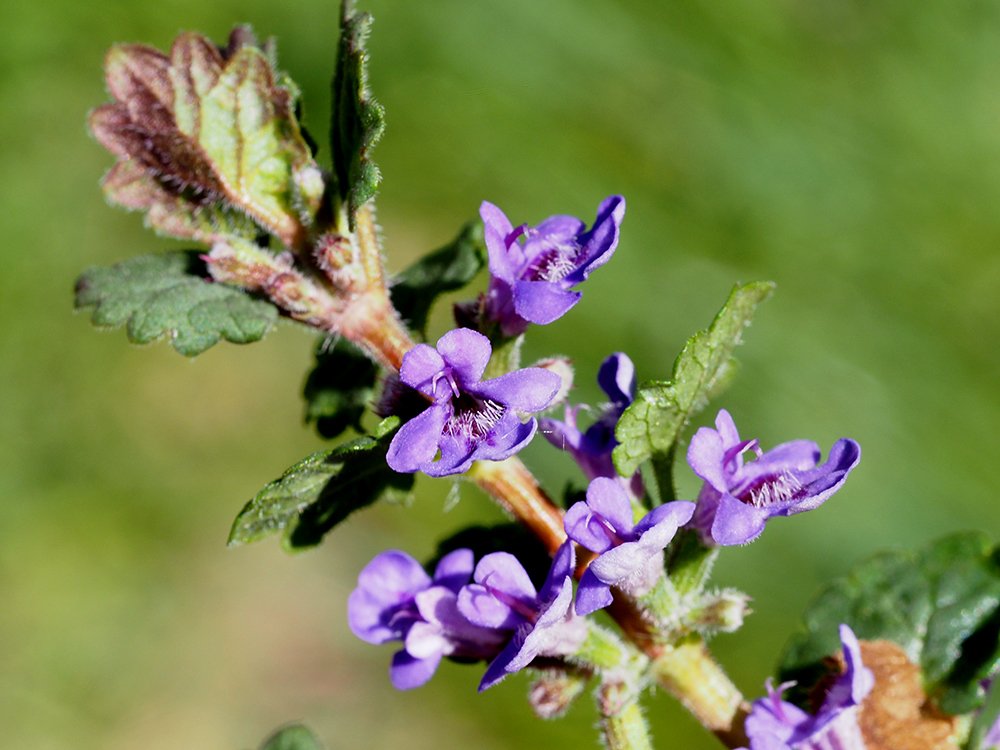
[600,681,655,750]
[651,638,749,748]
[467,457,567,555]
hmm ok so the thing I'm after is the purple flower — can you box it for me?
[458,541,587,691]
[687,410,861,546]
[347,548,506,690]
[565,477,695,615]
[741,625,874,750]
[541,352,640,491]
[385,328,561,477]
[478,196,625,337]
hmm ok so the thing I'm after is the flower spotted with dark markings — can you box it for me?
[686,409,860,546]
[385,327,561,477]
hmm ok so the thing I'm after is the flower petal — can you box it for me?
[474,368,561,413]
[576,568,614,615]
[533,214,585,240]
[433,548,475,592]
[404,618,449,659]
[597,352,635,404]
[474,551,538,602]
[390,649,442,690]
[564,500,616,554]
[385,403,448,473]
[436,327,492,385]
[457,583,522,630]
[470,412,537,463]
[584,477,635,536]
[688,426,730,492]
[481,201,516,283]
[512,280,581,325]
[565,194,625,283]
[398,343,446,397]
[634,500,696,548]
[478,626,529,691]
[539,541,575,604]
[710,493,770,546]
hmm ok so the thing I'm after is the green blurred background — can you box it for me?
[3,0,999,747]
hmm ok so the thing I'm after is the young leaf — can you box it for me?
[329,0,386,224]
[74,251,277,356]
[613,281,775,483]
[90,28,324,250]
[390,221,486,335]
[302,338,377,439]
[779,532,1000,715]
[259,724,324,750]
[228,418,413,550]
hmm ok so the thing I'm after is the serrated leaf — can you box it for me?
[74,251,277,356]
[390,221,486,335]
[102,161,260,244]
[259,724,324,750]
[613,281,775,480]
[330,1,386,224]
[228,417,413,550]
[779,532,1000,715]
[302,338,377,439]
[90,28,324,249]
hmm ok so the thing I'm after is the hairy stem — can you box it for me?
[651,638,748,748]
[600,681,655,750]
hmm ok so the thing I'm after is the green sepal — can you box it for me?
[612,281,774,496]
[74,251,277,356]
[330,0,386,226]
[779,532,1000,715]
[390,221,486,336]
[259,724,324,750]
[302,338,377,439]
[227,417,413,550]
[966,676,1000,750]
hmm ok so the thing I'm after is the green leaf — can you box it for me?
[90,28,324,249]
[74,252,277,356]
[612,281,775,486]
[228,417,413,550]
[259,724,324,750]
[390,221,486,335]
[302,338,377,439]
[330,1,386,224]
[779,532,1000,715]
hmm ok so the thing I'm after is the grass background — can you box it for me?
[2,0,999,747]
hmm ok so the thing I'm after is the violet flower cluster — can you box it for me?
[348,543,584,692]
[739,625,874,750]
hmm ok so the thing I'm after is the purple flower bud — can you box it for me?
[740,625,874,750]
[564,477,695,614]
[687,409,861,546]
[478,196,625,336]
[458,542,587,691]
[541,352,642,494]
[385,328,561,477]
[347,549,506,690]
